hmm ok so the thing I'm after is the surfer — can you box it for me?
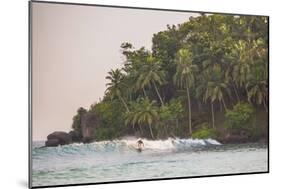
[137,139,144,152]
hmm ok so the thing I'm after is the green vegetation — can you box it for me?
[72,14,268,142]
[192,123,216,139]
[89,100,126,140]
[71,107,87,138]
[225,103,255,134]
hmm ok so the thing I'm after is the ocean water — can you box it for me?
[32,138,268,187]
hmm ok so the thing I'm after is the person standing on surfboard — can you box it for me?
[137,139,144,151]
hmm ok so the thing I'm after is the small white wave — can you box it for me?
[205,138,221,145]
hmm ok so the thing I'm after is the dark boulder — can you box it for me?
[45,131,72,147]
[45,139,60,147]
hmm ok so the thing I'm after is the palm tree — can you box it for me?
[125,108,142,134]
[125,101,143,134]
[205,65,230,110]
[197,65,230,128]
[122,49,149,99]
[125,98,159,139]
[174,48,198,135]
[246,68,268,112]
[230,40,252,88]
[128,67,148,98]
[105,69,129,112]
[136,54,166,106]
[196,75,215,129]
[228,39,268,111]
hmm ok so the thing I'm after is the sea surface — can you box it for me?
[32,138,268,187]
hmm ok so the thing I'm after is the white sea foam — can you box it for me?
[88,137,221,151]
[34,138,221,155]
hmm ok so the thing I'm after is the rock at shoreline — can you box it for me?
[45,139,60,147]
[45,111,100,146]
[80,111,99,143]
[45,131,72,147]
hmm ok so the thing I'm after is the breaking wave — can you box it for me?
[33,138,221,157]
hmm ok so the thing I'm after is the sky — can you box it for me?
[32,2,198,141]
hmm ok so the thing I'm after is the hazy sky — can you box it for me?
[32,2,198,140]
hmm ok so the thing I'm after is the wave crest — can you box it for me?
[33,138,221,157]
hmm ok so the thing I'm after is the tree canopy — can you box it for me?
[71,14,268,141]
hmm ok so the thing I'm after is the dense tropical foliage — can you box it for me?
[72,14,268,142]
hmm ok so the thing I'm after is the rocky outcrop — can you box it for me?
[45,110,100,147]
[80,111,99,143]
[45,131,72,147]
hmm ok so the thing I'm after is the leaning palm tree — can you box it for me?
[136,54,166,106]
[174,48,198,135]
[105,69,130,112]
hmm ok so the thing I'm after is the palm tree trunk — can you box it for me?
[222,96,227,110]
[148,124,155,139]
[197,99,201,112]
[252,113,257,129]
[233,84,240,102]
[263,99,268,112]
[211,102,215,128]
[164,124,169,137]
[152,80,164,106]
[175,119,179,136]
[119,95,130,112]
[245,88,253,105]
[143,88,147,97]
[139,125,143,135]
[186,86,192,135]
